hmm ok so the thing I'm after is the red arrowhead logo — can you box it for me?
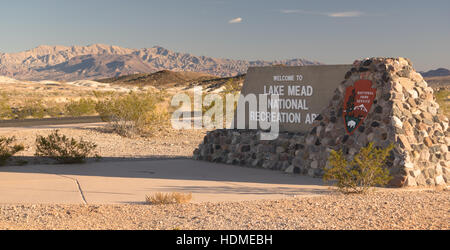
[343,80,376,135]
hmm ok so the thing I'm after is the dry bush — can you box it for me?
[35,130,99,164]
[95,91,169,137]
[0,136,25,165]
[434,89,449,117]
[43,102,65,118]
[145,192,192,205]
[13,99,65,119]
[0,94,13,119]
[16,100,46,119]
[323,142,393,194]
[64,98,97,117]
[222,78,241,95]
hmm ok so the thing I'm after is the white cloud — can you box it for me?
[327,11,364,18]
[281,9,364,18]
[281,9,302,14]
[228,17,242,24]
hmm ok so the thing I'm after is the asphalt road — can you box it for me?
[0,116,104,128]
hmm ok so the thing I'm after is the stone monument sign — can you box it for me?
[195,58,450,187]
[235,65,352,132]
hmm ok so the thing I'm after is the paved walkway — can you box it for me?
[0,159,330,204]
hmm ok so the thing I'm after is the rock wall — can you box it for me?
[193,58,450,187]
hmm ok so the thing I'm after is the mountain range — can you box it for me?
[0,44,320,81]
[419,68,450,78]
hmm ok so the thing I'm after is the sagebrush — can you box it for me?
[35,130,99,164]
[65,98,97,117]
[323,142,394,194]
[0,94,13,119]
[16,100,46,119]
[95,91,169,137]
[434,89,449,117]
[0,136,25,165]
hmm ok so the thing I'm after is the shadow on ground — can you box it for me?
[1,156,325,187]
[155,185,330,196]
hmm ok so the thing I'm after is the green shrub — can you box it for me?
[35,130,99,164]
[45,105,65,118]
[0,94,13,119]
[92,90,116,99]
[95,91,169,137]
[323,143,394,194]
[222,78,241,95]
[15,100,67,119]
[434,89,449,117]
[0,136,25,165]
[65,98,97,117]
[16,101,46,119]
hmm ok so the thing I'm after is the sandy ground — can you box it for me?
[0,123,207,162]
[0,190,448,230]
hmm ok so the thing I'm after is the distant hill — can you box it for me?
[420,68,450,77]
[0,44,320,81]
[98,70,217,88]
[98,69,246,90]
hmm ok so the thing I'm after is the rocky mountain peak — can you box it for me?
[0,44,320,81]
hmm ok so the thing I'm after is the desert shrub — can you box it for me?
[95,91,169,137]
[44,104,65,118]
[434,89,449,117]
[145,192,192,205]
[14,100,66,119]
[0,96,13,119]
[0,136,25,165]
[222,78,241,95]
[65,98,97,117]
[323,143,394,194]
[16,100,46,119]
[35,130,99,164]
[92,90,116,99]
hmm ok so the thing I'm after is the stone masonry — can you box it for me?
[193,58,450,187]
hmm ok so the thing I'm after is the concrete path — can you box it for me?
[0,159,330,204]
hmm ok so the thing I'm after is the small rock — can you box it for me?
[392,116,403,129]
[435,176,445,186]
[285,165,294,173]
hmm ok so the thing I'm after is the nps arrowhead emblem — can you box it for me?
[343,80,376,135]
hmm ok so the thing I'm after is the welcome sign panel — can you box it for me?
[235,65,352,133]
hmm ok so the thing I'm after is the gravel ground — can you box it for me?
[0,125,448,230]
[0,124,207,162]
[0,190,448,230]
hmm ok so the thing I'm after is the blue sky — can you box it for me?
[0,0,449,70]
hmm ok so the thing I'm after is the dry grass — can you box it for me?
[434,89,449,117]
[145,192,193,205]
